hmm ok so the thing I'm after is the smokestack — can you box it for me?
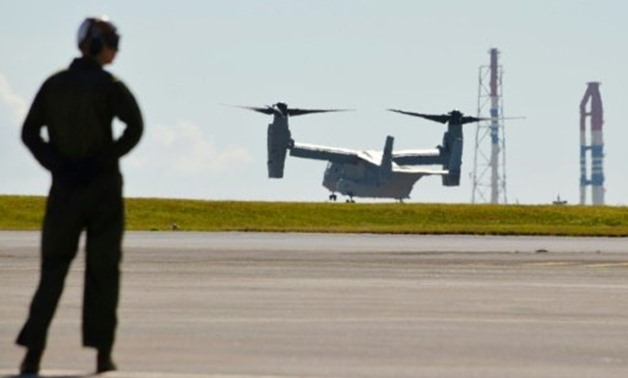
[489,48,500,203]
[579,82,605,205]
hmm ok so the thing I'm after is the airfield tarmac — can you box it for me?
[1,231,628,378]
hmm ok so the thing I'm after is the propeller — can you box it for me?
[387,109,485,125]
[388,109,525,125]
[237,102,351,117]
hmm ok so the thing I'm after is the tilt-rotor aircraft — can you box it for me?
[240,103,477,202]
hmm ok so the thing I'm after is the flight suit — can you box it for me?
[17,57,143,351]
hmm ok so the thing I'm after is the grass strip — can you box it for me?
[1,195,627,236]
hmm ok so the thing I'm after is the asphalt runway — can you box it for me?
[1,231,628,378]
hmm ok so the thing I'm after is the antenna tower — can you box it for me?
[472,48,507,204]
[579,82,605,205]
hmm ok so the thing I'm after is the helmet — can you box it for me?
[77,16,120,56]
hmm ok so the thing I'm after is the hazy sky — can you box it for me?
[1,1,626,204]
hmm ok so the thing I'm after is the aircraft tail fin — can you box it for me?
[380,135,394,181]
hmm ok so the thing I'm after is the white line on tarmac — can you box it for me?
[0,370,317,378]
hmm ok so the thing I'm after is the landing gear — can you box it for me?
[346,192,355,203]
[329,193,355,203]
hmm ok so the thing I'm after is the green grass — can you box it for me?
[1,195,628,236]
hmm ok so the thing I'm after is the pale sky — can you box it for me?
[1,1,626,204]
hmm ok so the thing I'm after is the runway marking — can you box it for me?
[525,261,578,267]
[522,261,628,269]
[165,315,628,326]
[103,372,314,378]
[586,262,628,268]
[0,370,314,378]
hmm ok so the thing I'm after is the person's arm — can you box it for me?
[21,84,64,172]
[110,80,143,158]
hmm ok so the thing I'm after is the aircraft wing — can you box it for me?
[291,142,393,167]
[392,149,442,166]
[393,148,440,158]
[290,142,361,164]
[290,142,450,171]
[393,165,449,175]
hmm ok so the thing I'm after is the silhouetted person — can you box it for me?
[17,16,143,375]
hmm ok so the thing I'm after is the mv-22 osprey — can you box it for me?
[240,102,484,202]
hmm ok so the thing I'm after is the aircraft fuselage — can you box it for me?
[322,161,422,200]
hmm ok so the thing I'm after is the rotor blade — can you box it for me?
[471,116,527,123]
[387,109,449,124]
[287,108,352,117]
[460,116,484,124]
[234,105,275,115]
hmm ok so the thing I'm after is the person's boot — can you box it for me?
[19,346,43,375]
[96,347,117,374]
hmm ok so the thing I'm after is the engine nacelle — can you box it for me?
[441,135,463,187]
[442,173,460,186]
[267,122,291,178]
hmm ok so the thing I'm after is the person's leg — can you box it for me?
[83,175,124,372]
[16,183,83,373]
